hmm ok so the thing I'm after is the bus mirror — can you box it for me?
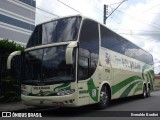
[66,42,77,64]
[7,51,21,69]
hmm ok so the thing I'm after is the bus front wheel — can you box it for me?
[97,85,110,109]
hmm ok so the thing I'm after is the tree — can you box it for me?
[0,39,25,102]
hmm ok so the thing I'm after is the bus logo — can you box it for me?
[105,52,110,64]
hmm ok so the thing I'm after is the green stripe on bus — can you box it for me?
[149,70,154,75]
[87,79,99,102]
[111,76,142,95]
[133,82,143,95]
[146,73,149,82]
[147,71,153,90]
[120,81,141,97]
[142,64,150,80]
[54,83,71,92]
[149,70,155,90]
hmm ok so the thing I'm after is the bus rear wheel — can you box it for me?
[146,86,150,97]
[141,85,147,99]
[97,85,110,109]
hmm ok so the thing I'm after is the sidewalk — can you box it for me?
[0,101,35,112]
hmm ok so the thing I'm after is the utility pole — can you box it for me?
[103,4,108,24]
[103,0,126,24]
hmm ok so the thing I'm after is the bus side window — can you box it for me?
[79,19,99,80]
[78,56,89,80]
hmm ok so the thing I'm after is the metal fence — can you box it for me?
[0,54,23,102]
[0,55,8,98]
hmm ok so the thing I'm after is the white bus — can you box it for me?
[7,15,154,109]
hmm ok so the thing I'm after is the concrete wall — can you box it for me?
[155,78,160,91]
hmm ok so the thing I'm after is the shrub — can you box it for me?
[0,39,24,53]
[0,39,25,102]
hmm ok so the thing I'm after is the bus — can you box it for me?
[7,15,154,109]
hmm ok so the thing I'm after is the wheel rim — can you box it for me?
[144,88,147,97]
[147,88,150,97]
[100,89,108,105]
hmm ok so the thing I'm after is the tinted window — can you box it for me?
[27,16,81,48]
[78,49,90,80]
[23,49,43,81]
[101,25,153,64]
[42,46,74,81]
[101,25,127,54]
[22,46,75,84]
[78,19,99,80]
[124,45,153,65]
[27,25,42,47]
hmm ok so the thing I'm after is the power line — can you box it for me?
[137,3,160,15]
[123,2,160,25]
[103,0,126,24]
[119,9,160,29]
[107,7,123,25]
[106,0,126,20]
[56,0,81,14]
[89,0,103,8]
[87,0,103,13]
[36,6,59,17]
[107,9,160,31]
[106,2,160,33]
[36,12,56,19]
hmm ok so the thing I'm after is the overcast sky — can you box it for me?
[36,0,160,73]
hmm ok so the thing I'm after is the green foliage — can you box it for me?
[1,76,13,84]
[0,96,4,102]
[0,39,25,53]
[1,76,20,102]
[0,39,25,103]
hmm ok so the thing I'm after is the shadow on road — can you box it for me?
[108,95,141,108]
[25,95,146,117]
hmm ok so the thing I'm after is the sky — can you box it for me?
[36,0,160,74]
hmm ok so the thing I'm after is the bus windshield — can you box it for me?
[27,16,81,48]
[22,45,75,84]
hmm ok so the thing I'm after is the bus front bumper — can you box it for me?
[21,94,77,107]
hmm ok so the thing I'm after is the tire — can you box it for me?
[141,85,147,99]
[146,87,150,97]
[97,85,110,109]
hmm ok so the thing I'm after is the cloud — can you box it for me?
[107,0,160,73]
[36,0,160,73]
[36,0,101,24]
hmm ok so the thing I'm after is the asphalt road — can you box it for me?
[32,91,160,119]
[1,91,160,120]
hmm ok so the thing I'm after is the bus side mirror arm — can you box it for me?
[7,51,21,69]
[66,42,77,65]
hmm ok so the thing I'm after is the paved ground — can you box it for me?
[0,101,34,112]
[0,91,160,120]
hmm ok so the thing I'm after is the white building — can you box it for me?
[0,0,36,45]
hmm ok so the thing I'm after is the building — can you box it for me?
[0,0,36,45]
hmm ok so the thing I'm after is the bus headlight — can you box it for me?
[21,90,29,96]
[57,89,75,96]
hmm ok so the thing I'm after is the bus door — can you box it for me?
[77,49,90,106]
